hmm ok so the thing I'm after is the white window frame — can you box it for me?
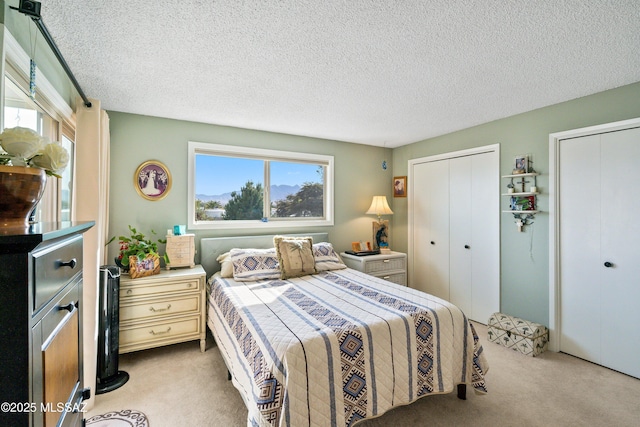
[188,141,334,230]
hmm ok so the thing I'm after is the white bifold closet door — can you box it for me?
[413,159,450,301]
[559,126,640,379]
[411,148,499,323]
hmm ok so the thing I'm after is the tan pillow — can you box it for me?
[273,236,316,279]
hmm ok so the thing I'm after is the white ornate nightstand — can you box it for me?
[340,251,407,286]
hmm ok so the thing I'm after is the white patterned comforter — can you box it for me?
[207,268,488,427]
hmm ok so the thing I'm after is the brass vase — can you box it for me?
[0,165,47,228]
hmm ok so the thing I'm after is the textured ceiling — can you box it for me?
[36,0,640,147]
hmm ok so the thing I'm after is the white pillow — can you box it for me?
[216,252,233,278]
[230,248,281,281]
[313,242,346,272]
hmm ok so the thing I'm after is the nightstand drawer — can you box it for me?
[375,272,406,286]
[120,294,201,322]
[119,316,201,351]
[365,257,405,274]
[120,277,201,298]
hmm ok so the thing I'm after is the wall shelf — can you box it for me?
[502,172,540,231]
[502,172,540,178]
[502,210,539,214]
[501,192,538,196]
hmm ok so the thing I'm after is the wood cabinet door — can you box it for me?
[42,310,79,427]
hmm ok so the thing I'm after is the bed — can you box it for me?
[201,233,488,427]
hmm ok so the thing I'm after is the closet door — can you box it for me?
[449,157,472,316]
[560,134,602,363]
[450,153,499,322]
[560,127,640,378]
[469,152,500,323]
[412,159,450,300]
[599,128,640,378]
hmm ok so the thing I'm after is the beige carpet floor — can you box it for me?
[88,323,640,426]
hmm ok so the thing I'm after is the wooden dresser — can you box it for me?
[0,221,94,427]
[119,265,207,353]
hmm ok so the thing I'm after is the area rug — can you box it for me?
[86,409,149,427]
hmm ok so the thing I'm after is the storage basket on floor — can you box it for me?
[487,312,548,357]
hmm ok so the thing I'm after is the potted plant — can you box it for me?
[110,225,168,278]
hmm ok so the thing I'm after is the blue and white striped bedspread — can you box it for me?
[208,268,488,427]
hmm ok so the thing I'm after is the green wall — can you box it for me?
[107,112,393,263]
[392,81,640,326]
[109,82,640,327]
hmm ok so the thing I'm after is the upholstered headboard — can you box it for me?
[200,232,329,278]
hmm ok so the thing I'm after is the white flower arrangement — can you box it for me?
[0,127,69,177]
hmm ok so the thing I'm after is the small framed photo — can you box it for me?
[134,160,172,201]
[513,155,528,174]
[393,176,407,197]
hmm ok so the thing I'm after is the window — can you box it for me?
[3,77,63,222]
[188,142,334,229]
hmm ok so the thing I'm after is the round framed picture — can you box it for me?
[134,160,172,201]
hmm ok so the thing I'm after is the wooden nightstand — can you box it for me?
[340,251,407,286]
[119,265,206,353]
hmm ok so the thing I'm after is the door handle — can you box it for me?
[604,261,613,268]
[464,245,470,249]
[430,241,435,245]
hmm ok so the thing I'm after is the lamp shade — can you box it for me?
[366,196,394,217]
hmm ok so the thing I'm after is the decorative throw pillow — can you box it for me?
[230,248,281,281]
[273,236,317,279]
[313,242,346,272]
[216,252,233,277]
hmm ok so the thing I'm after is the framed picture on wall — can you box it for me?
[393,176,407,197]
[134,160,172,201]
[513,155,529,174]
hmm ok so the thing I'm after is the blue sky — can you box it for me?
[195,155,322,195]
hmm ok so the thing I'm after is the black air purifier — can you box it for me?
[96,265,129,394]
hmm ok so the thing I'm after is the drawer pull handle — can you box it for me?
[126,289,133,295]
[383,275,390,279]
[149,327,172,336]
[149,304,172,313]
[383,259,390,263]
[57,258,77,269]
[187,283,193,288]
[58,302,76,312]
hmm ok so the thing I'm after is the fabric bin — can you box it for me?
[487,312,548,357]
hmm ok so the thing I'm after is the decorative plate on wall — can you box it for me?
[134,160,172,201]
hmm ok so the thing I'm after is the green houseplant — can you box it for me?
[110,225,168,278]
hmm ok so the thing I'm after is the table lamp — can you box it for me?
[366,196,393,252]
